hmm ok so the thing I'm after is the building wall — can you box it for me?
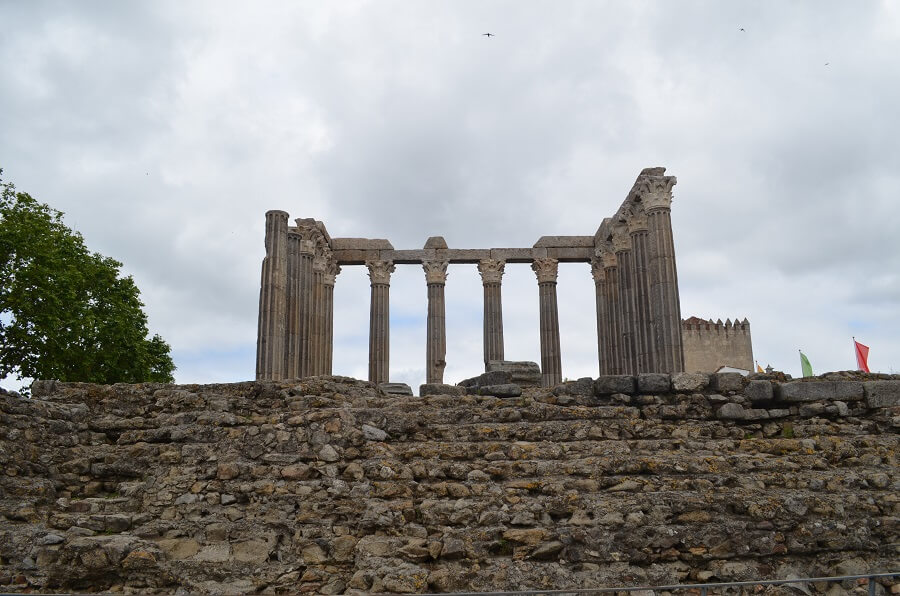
[682,317,753,372]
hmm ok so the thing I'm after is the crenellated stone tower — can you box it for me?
[256,167,686,385]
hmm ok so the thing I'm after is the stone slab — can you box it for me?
[486,361,542,387]
[390,249,427,264]
[672,372,710,392]
[711,372,746,392]
[637,373,671,393]
[490,248,535,263]
[553,378,594,397]
[378,383,413,396]
[478,384,523,398]
[444,249,492,263]
[776,381,864,402]
[744,380,774,402]
[546,247,593,262]
[331,238,394,250]
[458,370,511,389]
[717,403,745,420]
[863,381,900,408]
[594,375,636,395]
[533,236,596,248]
[419,383,466,397]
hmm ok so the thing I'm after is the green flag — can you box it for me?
[799,351,813,377]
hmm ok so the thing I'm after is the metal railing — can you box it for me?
[416,572,899,596]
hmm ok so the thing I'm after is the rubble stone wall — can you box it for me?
[1,372,898,594]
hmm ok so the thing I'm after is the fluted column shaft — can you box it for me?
[284,233,300,379]
[629,227,654,373]
[615,246,636,376]
[367,261,394,384]
[478,259,505,368]
[297,236,315,377]
[591,259,608,375]
[603,261,622,375]
[310,252,327,376]
[532,258,562,388]
[423,260,448,384]
[256,211,289,380]
[648,207,684,373]
[323,263,339,376]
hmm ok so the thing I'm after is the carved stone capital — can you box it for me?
[627,210,649,234]
[590,258,605,283]
[312,250,329,273]
[611,225,632,253]
[638,175,677,212]
[299,237,316,255]
[366,260,395,285]
[324,262,341,286]
[422,260,449,285]
[531,258,559,284]
[477,259,506,284]
[602,251,618,269]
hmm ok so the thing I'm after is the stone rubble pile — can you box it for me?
[0,372,898,594]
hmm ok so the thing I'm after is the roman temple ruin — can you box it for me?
[256,166,685,386]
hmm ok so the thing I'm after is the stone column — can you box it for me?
[591,257,608,376]
[613,225,636,375]
[477,259,506,368]
[310,246,328,376]
[602,251,622,375]
[284,232,301,379]
[256,210,288,380]
[643,174,685,373]
[367,260,394,384]
[628,211,654,373]
[423,260,449,384]
[297,229,316,378]
[532,258,562,388]
[323,261,340,376]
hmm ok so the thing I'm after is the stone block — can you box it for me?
[776,381,864,402]
[379,383,413,396]
[486,361,542,387]
[533,235,595,248]
[672,372,710,392]
[490,248,535,262]
[553,377,594,397]
[478,384,522,397]
[458,370,511,389]
[419,383,466,397]
[30,380,59,398]
[744,380,774,402]
[547,247,593,261]
[717,403,745,420]
[637,373,670,393]
[331,237,393,250]
[390,249,426,264]
[711,372,746,392]
[445,248,491,263]
[864,381,900,408]
[593,375,635,395]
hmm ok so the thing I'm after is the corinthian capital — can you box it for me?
[324,262,341,286]
[611,224,632,253]
[422,260,449,285]
[602,251,618,269]
[627,210,649,234]
[477,259,505,284]
[638,175,677,212]
[590,258,605,283]
[531,258,559,284]
[366,260,395,285]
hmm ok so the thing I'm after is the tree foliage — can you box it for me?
[0,169,175,391]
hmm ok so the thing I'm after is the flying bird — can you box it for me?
[483,33,495,37]
[825,62,830,66]
[739,28,745,32]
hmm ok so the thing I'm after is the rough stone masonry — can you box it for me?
[1,372,897,593]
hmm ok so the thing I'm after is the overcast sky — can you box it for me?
[2,1,898,390]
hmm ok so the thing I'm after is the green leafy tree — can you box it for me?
[0,169,175,392]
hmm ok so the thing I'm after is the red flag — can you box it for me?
[854,339,870,372]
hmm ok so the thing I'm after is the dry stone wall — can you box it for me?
[0,372,898,594]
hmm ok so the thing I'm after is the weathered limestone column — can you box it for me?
[310,245,328,376]
[256,210,288,380]
[423,260,449,384]
[591,257,608,376]
[323,261,340,376]
[643,174,685,373]
[283,232,301,379]
[367,260,394,384]
[628,210,654,373]
[477,259,506,368]
[532,258,562,388]
[297,229,316,377]
[613,225,636,375]
[602,251,622,375]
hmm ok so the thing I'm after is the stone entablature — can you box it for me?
[256,167,687,386]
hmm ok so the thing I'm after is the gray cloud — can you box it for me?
[2,1,899,389]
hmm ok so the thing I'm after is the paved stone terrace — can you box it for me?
[0,372,897,593]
